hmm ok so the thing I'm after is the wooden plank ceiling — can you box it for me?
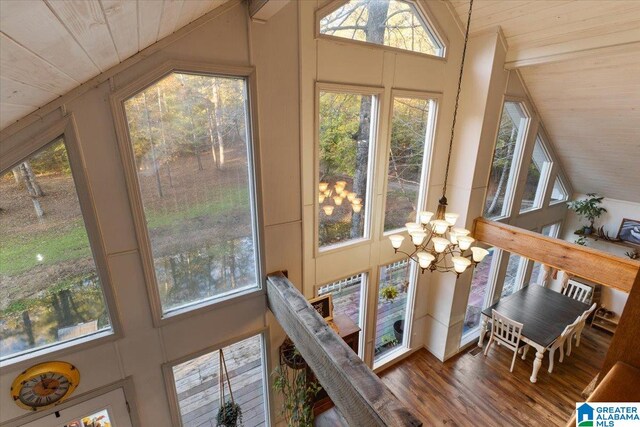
[0,0,229,130]
[449,0,640,203]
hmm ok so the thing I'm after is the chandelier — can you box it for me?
[388,0,488,276]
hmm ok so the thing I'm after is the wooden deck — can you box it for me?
[317,326,611,426]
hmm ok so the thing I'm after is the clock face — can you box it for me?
[11,361,80,411]
[19,372,72,408]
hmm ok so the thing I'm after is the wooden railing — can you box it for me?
[266,271,422,427]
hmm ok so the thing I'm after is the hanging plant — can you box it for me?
[216,349,243,427]
[279,337,306,370]
[380,284,398,302]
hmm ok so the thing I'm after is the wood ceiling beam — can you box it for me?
[473,218,640,292]
[266,272,422,427]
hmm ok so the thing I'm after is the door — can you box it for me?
[22,388,132,427]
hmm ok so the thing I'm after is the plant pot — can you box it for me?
[583,226,593,235]
[280,338,306,370]
[217,401,242,427]
[393,320,404,343]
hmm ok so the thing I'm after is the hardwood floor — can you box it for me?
[315,327,611,427]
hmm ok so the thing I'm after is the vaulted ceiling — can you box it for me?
[0,0,229,129]
[449,0,640,202]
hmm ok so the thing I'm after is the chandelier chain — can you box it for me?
[442,0,474,198]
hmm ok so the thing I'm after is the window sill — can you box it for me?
[0,329,116,371]
[372,345,414,372]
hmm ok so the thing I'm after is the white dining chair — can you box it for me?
[571,302,597,350]
[562,280,592,304]
[521,316,581,373]
[484,309,524,373]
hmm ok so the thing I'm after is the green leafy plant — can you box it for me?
[380,284,399,302]
[216,401,243,427]
[575,236,587,246]
[568,193,607,233]
[272,364,320,427]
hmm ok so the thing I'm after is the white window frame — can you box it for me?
[549,175,570,205]
[519,134,553,214]
[315,82,383,255]
[381,90,440,237]
[315,0,448,60]
[110,61,265,326]
[162,329,272,427]
[0,115,121,368]
[484,98,531,221]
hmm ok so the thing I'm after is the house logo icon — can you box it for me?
[577,403,594,427]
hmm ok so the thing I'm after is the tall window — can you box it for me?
[0,138,111,360]
[171,334,268,426]
[550,177,568,204]
[529,222,561,285]
[462,247,495,335]
[319,0,444,57]
[374,260,412,364]
[123,72,259,316]
[318,90,377,249]
[500,253,526,298]
[520,136,552,212]
[484,102,529,219]
[384,96,435,232]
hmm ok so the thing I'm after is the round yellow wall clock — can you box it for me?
[10,361,80,411]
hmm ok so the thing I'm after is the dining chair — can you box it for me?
[562,280,592,304]
[570,302,597,350]
[523,316,581,373]
[484,309,524,373]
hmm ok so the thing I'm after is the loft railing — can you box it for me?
[266,271,422,427]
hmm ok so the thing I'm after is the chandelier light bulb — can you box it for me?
[419,211,434,224]
[417,252,435,269]
[333,195,343,206]
[457,235,475,250]
[431,220,450,235]
[335,181,346,192]
[452,256,472,273]
[322,205,334,216]
[319,194,325,204]
[449,229,459,245]
[353,198,362,205]
[471,247,489,263]
[445,212,459,226]
[411,232,427,246]
[432,237,450,253]
[452,227,470,237]
[389,235,405,249]
[319,182,329,192]
[347,192,357,202]
[406,222,422,232]
[352,203,362,213]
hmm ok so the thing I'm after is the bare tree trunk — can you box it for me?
[12,167,22,185]
[19,162,44,197]
[22,311,35,346]
[207,106,219,168]
[350,1,389,238]
[142,92,164,198]
[486,127,516,215]
[211,80,225,170]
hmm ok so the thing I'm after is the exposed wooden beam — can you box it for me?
[473,218,639,292]
[266,272,422,427]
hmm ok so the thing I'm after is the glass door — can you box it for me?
[22,388,132,427]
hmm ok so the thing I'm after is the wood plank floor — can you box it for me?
[316,327,611,427]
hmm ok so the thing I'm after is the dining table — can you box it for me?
[478,284,590,383]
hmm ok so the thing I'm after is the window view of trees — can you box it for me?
[484,102,528,218]
[384,97,433,232]
[319,0,443,57]
[462,247,495,335]
[0,138,110,359]
[318,91,376,248]
[520,137,552,212]
[123,72,258,315]
[500,253,525,298]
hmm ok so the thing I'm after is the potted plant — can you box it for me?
[272,355,320,426]
[567,193,607,235]
[393,319,404,343]
[380,284,398,302]
[216,349,243,427]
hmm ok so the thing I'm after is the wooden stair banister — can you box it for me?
[266,271,422,427]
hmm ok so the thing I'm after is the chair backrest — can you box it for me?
[491,309,524,350]
[580,302,597,322]
[563,280,592,304]
[560,316,582,339]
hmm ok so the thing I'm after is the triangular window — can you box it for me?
[550,177,568,203]
[319,0,444,57]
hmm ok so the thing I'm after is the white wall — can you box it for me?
[559,194,638,316]
[0,2,299,425]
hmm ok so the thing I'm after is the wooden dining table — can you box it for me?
[478,285,590,383]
